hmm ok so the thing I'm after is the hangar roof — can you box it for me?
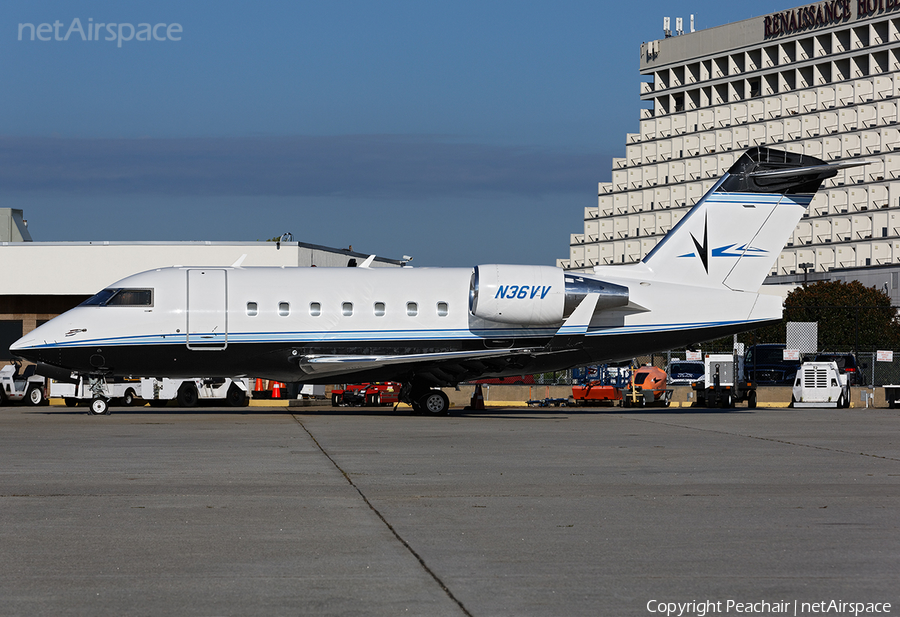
[0,240,402,296]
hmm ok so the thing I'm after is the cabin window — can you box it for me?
[437,301,449,317]
[374,302,386,317]
[246,302,258,316]
[309,302,321,317]
[278,302,290,317]
[406,302,418,317]
[342,302,353,316]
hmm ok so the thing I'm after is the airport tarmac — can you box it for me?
[1,404,898,617]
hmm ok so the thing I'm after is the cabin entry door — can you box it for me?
[186,269,228,350]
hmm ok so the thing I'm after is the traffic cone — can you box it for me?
[272,382,282,399]
[255,378,263,392]
[471,384,485,410]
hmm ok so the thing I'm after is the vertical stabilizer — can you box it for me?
[640,147,861,291]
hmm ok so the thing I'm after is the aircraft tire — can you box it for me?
[419,390,450,416]
[26,385,44,406]
[177,383,199,408]
[88,397,109,415]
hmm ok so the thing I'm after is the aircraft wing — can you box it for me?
[294,293,603,382]
[296,347,543,377]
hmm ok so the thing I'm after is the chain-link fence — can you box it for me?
[466,304,900,387]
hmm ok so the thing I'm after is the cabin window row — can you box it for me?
[245,301,449,317]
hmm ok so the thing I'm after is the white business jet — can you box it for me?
[11,147,866,415]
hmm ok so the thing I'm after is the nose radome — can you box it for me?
[9,334,34,352]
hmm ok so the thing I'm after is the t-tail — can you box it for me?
[637,147,869,291]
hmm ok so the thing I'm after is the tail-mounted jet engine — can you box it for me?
[469,265,629,326]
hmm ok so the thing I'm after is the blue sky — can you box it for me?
[1,0,791,266]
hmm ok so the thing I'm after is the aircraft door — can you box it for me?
[186,269,228,350]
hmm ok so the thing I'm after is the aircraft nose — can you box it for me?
[9,333,37,360]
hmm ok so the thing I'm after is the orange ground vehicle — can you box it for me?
[331,382,401,406]
[621,366,672,407]
[570,381,622,406]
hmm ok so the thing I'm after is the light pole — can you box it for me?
[798,262,814,286]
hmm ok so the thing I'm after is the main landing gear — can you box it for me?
[401,382,451,416]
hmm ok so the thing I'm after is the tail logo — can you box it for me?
[677,214,768,272]
[688,215,709,273]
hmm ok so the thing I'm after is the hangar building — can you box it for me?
[0,208,401,361]
[560,1,900,302]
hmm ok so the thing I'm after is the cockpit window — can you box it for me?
[81,289,118,306]
[80,288,153,307]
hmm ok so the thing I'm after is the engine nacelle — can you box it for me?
[469,265,629,326]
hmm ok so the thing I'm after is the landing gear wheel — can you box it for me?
[26,385,45,406]
[89,397,110,415]
[177,383,199,407]
[123,388,138,407]
[419,390,450,416]
[226,384,245,407]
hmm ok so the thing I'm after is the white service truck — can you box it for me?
[139,377,250,408]
[51,375,251,414]
[50,377,142,407]
[790,361,850,408]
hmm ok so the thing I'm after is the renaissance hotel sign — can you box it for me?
[764,0,900,38]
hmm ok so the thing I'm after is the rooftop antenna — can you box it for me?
[690,14,695,32]
[663,16,672,38]
[676,17,683,35]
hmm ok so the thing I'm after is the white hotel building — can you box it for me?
[560,0,900,298]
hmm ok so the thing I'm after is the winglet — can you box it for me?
[359,255,377,268]
[231,254,248,268]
